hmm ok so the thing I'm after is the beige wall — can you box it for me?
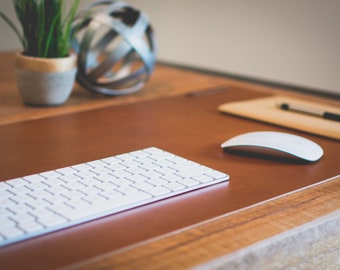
[1,0,339,96]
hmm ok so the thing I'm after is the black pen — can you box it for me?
[278,102,340,122]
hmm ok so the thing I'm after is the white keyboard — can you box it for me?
[0,147,229,247]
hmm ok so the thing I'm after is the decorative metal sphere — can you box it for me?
[72,1,157,95]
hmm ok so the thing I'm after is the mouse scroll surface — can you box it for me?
[221,131,324,162]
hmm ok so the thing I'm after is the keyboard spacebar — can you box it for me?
[60,192,152,221]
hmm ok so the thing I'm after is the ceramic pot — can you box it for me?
[14,52,77,106]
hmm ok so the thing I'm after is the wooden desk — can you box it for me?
[0,52,339,269]
[68,176,340,270]
[0,51,240,126]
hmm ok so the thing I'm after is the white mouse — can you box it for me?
[221,131,324,162]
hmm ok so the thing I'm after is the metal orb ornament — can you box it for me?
[72,1,157,95]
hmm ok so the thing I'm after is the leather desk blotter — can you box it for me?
[218,95,340,140]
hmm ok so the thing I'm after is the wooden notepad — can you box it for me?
[218,95,340,140]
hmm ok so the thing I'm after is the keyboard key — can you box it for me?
[5,178,30,187]
[38,215,67,228]
[19,220,44,233]
[145,186,171,196]
[177,178,200,187]
[1,227,25,239]
[164,182,186,191]
[0,218,16,229]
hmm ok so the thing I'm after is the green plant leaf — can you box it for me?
[61,0,80,57]
[3,0,79,58]
[0,10,25,48]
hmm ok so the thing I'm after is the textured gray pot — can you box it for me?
[14,52,77,106]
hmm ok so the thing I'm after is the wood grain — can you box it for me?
[66,175,340,270]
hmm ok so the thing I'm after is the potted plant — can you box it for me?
[0,0,80,106]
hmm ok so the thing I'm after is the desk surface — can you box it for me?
[0,52,339,269]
